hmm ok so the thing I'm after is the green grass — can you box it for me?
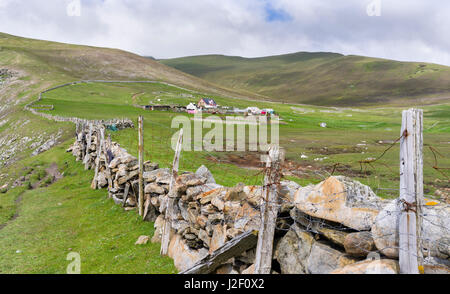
[0,187,26,225]
[160,53,450,106]
[36,81,450,199]
[0,141,176,274]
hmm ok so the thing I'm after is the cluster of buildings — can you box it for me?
[141,97,276,117]
[186,98,275,116]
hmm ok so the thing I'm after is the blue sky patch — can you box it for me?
[264,2,292,22]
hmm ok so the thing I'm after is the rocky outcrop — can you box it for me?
[307,242,358,274]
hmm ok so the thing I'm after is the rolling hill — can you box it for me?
[0,32,259,168]
[160,52,450,106]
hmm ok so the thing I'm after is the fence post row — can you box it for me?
[138,116,144,217]
[160,129,184,256]
[399,108,423,274]
[254,145,281,274]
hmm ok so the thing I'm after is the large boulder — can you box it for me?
[275,222,358,274]
[275,223,315,274]
[371,199,450,259]
[331,259,399,274]
[306,242,358,274]
[294,176,387,231]
[343,232,375,257]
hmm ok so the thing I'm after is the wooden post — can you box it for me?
[399,108,423,274]
[91,127,104,189]
[84,123,93,170]
[101,130,113,196]
[160,129,184,256]
[254,145,281,274]
[80,126,86,161]
[138,116,144,217]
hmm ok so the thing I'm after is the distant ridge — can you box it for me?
[160,52,450,106]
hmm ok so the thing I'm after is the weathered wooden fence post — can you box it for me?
[254,145,281,274]
[160,128,184,256]
[399,108,423,274]
[101,130,113,196]
[138,116,145,217]
[84,123,93,170]
[80,125,86,161]
[91,126,104,189]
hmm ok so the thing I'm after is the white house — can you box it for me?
[246,107,261,115]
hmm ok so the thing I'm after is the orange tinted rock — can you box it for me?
[295,176,387,231]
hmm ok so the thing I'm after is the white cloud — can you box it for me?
[0,0,449,66]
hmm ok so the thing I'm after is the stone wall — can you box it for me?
[68,125,450,274]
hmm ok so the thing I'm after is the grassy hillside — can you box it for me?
[160,52,450,106]
[0,32,258,169]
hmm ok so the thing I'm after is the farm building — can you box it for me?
[186,103,197,110]
[246,106,261,115]
[198,98,217,109]
[186,103,197,114]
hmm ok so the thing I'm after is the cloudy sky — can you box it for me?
[1,0,449,66]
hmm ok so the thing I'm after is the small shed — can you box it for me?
[186,103,197,110]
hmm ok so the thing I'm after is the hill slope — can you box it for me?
[160,52,450,106]
[0,33,257,100]
[0,32,259,169]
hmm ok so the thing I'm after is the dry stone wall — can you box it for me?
[68,125,450,274]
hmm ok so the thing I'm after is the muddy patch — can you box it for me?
[218,152,368,179]
[31,163,63,189]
